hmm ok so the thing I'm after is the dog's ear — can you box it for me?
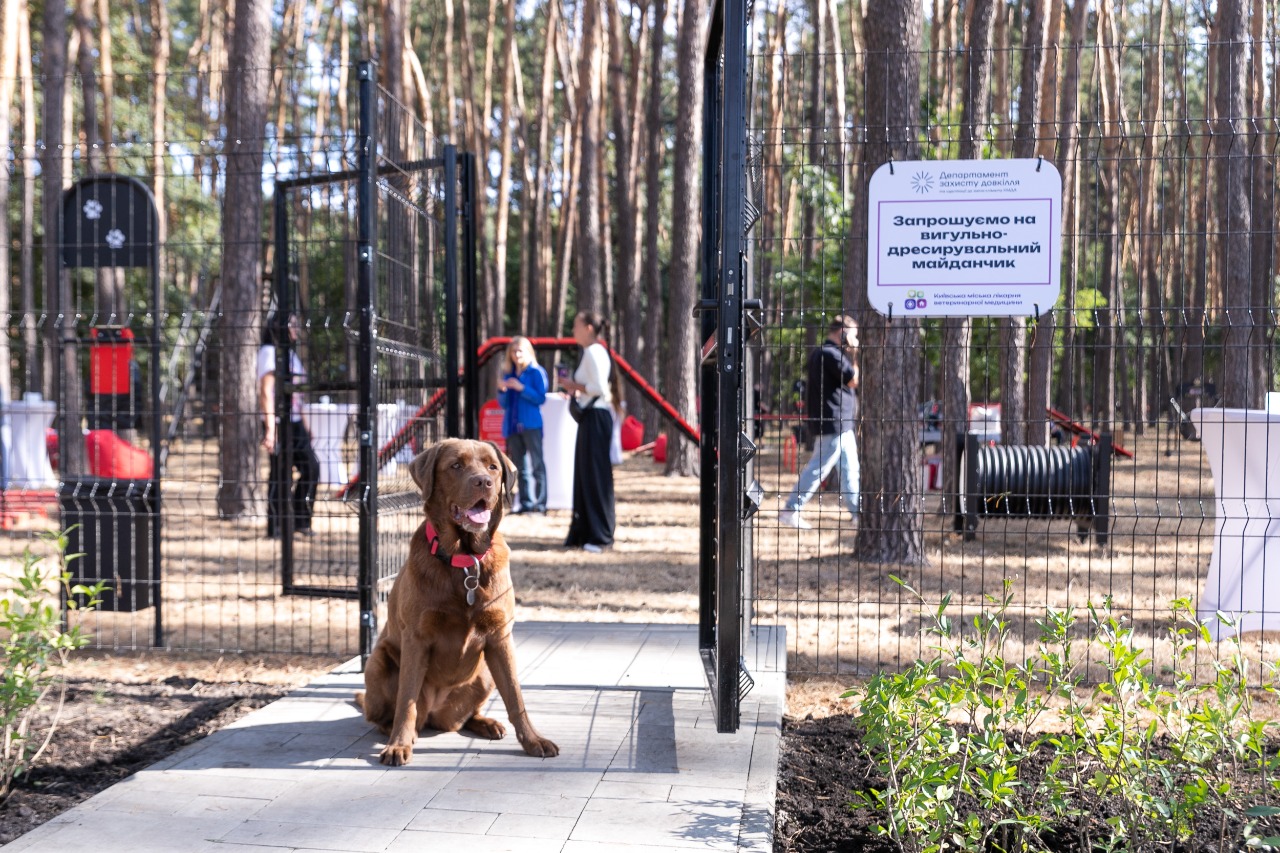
[408,443,445,502]
[485,441,518,507]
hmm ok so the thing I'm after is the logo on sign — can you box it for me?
[105,229,127,249]
[911,171,933,194]
[83,199,103,220]
[904,289,925,310]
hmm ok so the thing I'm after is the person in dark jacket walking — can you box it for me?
[779,314,860,530]
[498,336,549,514]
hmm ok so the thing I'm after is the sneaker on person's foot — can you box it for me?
[583,543,604,553]
[779,510,812,530]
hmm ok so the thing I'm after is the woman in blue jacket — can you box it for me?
[498,336,549,513]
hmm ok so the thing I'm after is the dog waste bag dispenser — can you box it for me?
[57,176,162,629]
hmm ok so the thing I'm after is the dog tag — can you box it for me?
[463,560,481,606]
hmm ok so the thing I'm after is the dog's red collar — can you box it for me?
[423,520,492,568]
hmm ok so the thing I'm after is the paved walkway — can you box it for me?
[6,623,785,853]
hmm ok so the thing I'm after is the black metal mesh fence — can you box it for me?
[0,66,458,657]
[742,35,1277,681]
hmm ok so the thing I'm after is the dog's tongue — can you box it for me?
[464,507,492,526]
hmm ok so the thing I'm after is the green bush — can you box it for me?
[845,577,1280,852]
[1,531,106,801]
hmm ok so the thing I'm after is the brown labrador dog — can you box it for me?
[356,438,559,765]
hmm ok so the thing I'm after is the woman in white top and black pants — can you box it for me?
[258,313,320,538]
[558,311,615,552]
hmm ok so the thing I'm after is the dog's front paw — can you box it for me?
[520,735,560,758]
[465,714,507,740]
[379,743,414,766]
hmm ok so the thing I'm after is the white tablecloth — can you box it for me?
[542,394,578,511]
[3,397,57,488]
[300,402,357,486]
[1191,407,1280,639]
[301,401,413,487]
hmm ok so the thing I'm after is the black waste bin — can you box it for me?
[60,478,156,611]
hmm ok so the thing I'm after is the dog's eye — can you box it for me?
[451,461,462,470]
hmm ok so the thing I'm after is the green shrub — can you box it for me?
[844,577,1280,853]
[1,531,106,801]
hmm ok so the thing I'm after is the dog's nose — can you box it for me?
[473,474,494,490]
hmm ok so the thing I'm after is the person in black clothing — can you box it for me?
[559,311,617,553]
[258,313,320,539]
[779,314,860,530]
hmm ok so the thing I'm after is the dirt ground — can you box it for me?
[0,429,1265,849]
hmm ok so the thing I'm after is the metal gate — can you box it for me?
[274,61,479,659]
[701,0,759,733]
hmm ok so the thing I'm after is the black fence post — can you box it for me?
[273,183,295,589]
[698,4,722,659]
[356,60,379,661]
[460,152,480,439]
[964,431,981,540]
[1094,433,1112,548]
[443,145,460,438]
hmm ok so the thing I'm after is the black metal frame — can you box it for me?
[273,64,479,662]
[700,0,752,733]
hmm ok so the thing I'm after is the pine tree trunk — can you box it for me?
[45,0,85,473]
[664,0,706,477]
[19,0,37,389]
[531,0,560,335]
[942,0,996,518]
[610,0,645,429]
[641,0,667,439]
[217,0,270,518]
[493,0,517,324]
[0,0,18,402]
[574,0,605,315]
[1003,0,1049,446]
[94,0,114,171]
[1054,0,1087,417]
[1216,0,1254,407]
[149,0,170,280]
[847,0,926,565]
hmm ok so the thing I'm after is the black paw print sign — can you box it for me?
[60,175,158,269]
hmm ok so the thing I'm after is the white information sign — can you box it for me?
[866,158,1062,317]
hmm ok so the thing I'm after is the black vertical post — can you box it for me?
[715,0,748,734]
[460,153,480,439]
[356,61,379,660]
[150,202,163,648]
[273,185,294,591]
[1095,433,1112,547]
[443,146,460,438]
[964,431,980,540]
[699,0,725,660]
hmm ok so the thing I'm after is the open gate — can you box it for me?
[700,0,760,733]
[273,61,479,659]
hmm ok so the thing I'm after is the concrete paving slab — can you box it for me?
[6,623,784,852]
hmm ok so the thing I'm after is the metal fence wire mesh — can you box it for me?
[741,33,1280,682]
[0,30,1275,683]
[0,66,464,657]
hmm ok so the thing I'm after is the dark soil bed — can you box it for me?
[774,713,1280,853]
[0,679,287,846]
[7,682,1280,851]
